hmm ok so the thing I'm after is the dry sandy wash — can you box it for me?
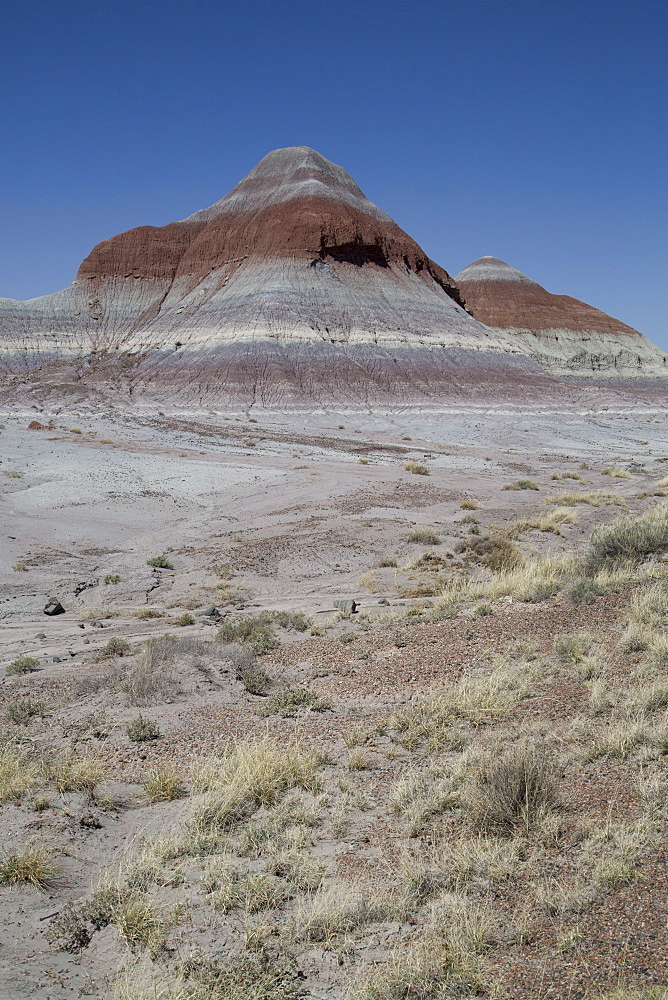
[1,395,668,1000]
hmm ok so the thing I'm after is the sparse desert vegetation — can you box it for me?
[503,478,539,490]
[3,410,668,999]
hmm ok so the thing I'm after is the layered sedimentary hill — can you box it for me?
[1,150,663,404]
[455,257,667,377]
[0,148,552,403]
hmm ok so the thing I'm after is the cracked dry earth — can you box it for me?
[1,399,668,999]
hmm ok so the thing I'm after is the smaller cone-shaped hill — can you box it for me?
[455,257,667,376]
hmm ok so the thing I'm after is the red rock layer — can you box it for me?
[78,156,463,304]
[456,257,642,338]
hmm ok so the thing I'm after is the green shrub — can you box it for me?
[6,699,47,725]
[524,580,560,603]
[99,637,131,658]
[175,613,195,626]
[126,715,161,742]
[586,507,668,571]
[238,663,272,696]
[553,632,597,664]
[474,603,493,617]
[104,574,121,585]
[147,555,174,569]
[257,688,331,718]
[568,579,603,605]
[503,479,539,491]
[6,656,39,676]
[217,616,279,654]
[258,610,310,631]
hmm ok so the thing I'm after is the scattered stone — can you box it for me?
[334,599,358,614]
[74,579,98,596]
[79,812,102,829]
[201,606,222,618]
[235,603,246,610]
[44,599,65,616]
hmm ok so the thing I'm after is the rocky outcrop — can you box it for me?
[455,257,667,377]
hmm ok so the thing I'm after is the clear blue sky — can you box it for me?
[2,0,666,348]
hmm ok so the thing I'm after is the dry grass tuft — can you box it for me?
[347,939,481,1000]
[543,490,626,507]
[143,765,187,803]
[508,507,578,537]
[294,882,391,942]
[407,528,440,544]
[189,735,321,841]
[391,665,529,750]
[121,636,190,704]
[0,744,40,802]
[389,767,454,834]
[0,840,58,889]
[437,553,575,607]
[48,753,106,793]
[602,466,632,478]
[462,743,561,836]
[439,834,524,888]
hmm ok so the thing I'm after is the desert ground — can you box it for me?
[2,396,668,1000]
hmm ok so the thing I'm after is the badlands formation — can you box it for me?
[2,145,665,406]
[1,149,668,1000]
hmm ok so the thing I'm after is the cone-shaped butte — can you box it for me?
[456,257,667,377]
[0,148,549,403]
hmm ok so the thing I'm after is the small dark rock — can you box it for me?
[52,656,62,663]
[334,599,358,614]
[79,812,102,829]
[201,607,222,618]
[35,633,46,640]
[44,600,65,616]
